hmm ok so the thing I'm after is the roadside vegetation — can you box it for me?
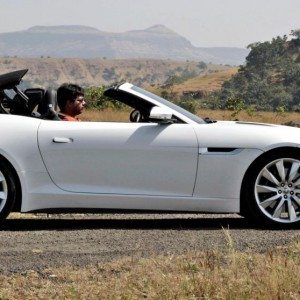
[81,108,300,126]
[0,234,299,299]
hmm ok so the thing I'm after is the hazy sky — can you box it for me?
[0,0,299,47]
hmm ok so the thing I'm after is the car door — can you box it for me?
[38,121,198,197]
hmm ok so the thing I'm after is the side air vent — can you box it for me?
[207,148,238,153]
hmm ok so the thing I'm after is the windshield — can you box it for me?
[131,86,205,124]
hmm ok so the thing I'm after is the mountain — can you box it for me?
[0,25,248,65]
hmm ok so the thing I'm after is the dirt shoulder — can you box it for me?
[0,213,299,274]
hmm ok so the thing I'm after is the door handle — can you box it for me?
[53,137,73,143]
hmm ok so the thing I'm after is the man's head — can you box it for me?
[57,83,86,117]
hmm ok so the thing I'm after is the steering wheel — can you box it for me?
[130,109,142,122]
[0,99,8,114]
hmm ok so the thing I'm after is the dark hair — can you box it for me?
[57,83,84,111]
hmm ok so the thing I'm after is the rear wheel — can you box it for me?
[0,161,16,221]
[242,151,300,227]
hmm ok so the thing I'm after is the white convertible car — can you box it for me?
[0,69,299,227]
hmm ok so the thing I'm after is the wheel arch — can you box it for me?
[0,154,22,212]
[240,146,300,215]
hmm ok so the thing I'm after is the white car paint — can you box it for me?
[0,82,299,217]
[38,121,198,196]
[194,121,300,150]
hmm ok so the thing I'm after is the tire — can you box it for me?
[0,160,16,221]
[241,150,300,228]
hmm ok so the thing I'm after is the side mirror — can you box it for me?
[149,106,175,124]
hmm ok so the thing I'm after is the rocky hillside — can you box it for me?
[0,25,248,65]
[0,57,232,88]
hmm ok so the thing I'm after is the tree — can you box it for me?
[102,67,117,82]
[84,86,124,110]
[219,30,300,111]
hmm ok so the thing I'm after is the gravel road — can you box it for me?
[0,213,299,274]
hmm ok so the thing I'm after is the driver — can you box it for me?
[57,83,86,121]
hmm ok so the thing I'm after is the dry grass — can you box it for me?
[147,68,238,97]
[172,68,238,94]
[0,239,299,299]
[81,108,300,124]
[81,108,129,122]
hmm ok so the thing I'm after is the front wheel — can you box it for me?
[242,151,300,227]
[0,161,16,221]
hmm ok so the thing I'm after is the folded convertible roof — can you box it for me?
[0,69,28,90]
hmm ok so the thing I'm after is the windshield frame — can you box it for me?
[123,84,205,124]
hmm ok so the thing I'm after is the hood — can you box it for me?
[193,120,300,151]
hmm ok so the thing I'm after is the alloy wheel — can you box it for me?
[255,158,300,223]
[0,170,8,212]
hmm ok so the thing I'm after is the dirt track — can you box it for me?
[0,213,299,274]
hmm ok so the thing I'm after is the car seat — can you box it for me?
[40,88,60,120]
